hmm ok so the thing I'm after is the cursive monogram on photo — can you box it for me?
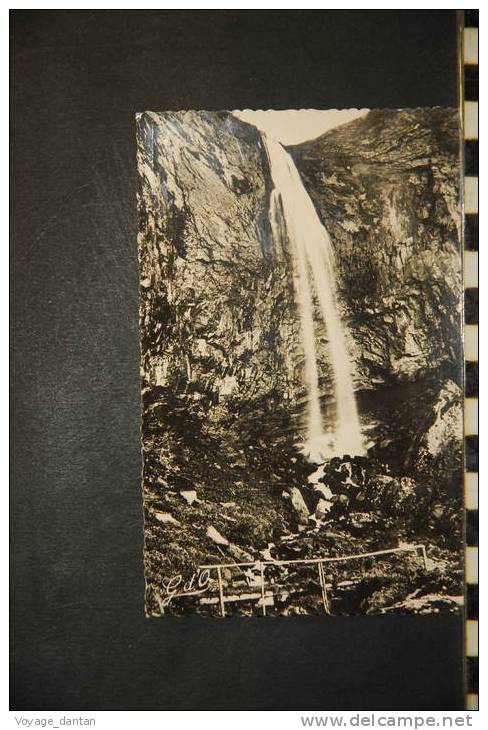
[158,568,212,607]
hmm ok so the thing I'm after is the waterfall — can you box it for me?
[264,134,365,462]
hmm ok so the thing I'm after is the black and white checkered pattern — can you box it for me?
[463,7,478,712]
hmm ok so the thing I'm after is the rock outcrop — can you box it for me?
[289,108,462,389]
[137,111,301,410]
[421,380,463,458]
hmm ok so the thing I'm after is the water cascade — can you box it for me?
[264,134,365,462]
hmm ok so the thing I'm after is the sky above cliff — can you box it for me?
[233,109,369,146]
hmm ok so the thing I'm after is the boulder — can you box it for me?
[288,487,310,524]
[228,543,253,562]
[422,380,463,457]
[153,511,180,526]
[315,498,332,519]
[206,525,229,546]
[180,489,199,506]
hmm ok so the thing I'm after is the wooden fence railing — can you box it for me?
[198,544,428,616]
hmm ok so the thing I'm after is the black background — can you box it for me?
[10,10,464,710]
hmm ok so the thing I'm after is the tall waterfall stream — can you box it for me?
[264,134,365,462]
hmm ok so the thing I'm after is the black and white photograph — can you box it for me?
[11,5,477,716]
[137,108,464,618]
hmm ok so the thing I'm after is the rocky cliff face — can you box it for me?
[137,111,300,413]
[289,108,462,389]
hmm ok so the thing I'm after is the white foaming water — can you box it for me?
[264,134,365,462]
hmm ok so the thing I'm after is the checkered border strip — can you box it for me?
[463,8,478,713]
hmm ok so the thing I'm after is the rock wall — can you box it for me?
[289,108,462,389]
[137,111,300,413]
